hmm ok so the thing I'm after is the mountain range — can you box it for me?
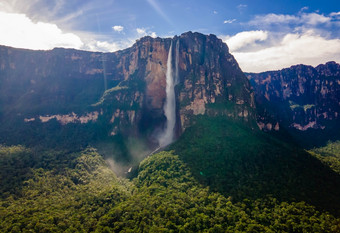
[1,32,340,232]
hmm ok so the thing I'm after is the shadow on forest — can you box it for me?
[171,116,340,217]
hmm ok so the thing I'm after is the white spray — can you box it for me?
[159,40,178,147]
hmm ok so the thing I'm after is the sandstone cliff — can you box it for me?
[90,32,255,144]
[247,62,340,146]
[0,32,255,152]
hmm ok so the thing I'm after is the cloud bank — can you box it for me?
[0,11,132,52]
[228,31,340,72]
[224,30,268,51]
[0,11,83,50]
[223,11,340,72]
[249,12,331,26]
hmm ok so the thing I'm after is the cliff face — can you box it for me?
[97,32,255,142]
[175,33,255,130]
[247,62,340,145]
[0,32,255,150]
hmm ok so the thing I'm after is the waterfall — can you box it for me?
[159,41,177,147]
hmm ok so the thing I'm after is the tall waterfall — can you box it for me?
[159,41,177,147]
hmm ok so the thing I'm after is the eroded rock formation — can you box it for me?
[0,32,255,149]
[247,62,340,146]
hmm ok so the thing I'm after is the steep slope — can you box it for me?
[309,140,340,174]
[0,32,254,161]
[171,116,340,216]
[97,151,340,232]
[247,62,340,147]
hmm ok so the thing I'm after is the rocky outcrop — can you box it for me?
[247,62,340,136]
[38,111,100,125]
[175,32,255,131]
[0,32,255,149]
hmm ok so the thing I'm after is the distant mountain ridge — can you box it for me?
[247,61,340,147]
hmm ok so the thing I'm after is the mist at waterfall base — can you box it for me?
[158,40,179,148]
[98,137,152,177]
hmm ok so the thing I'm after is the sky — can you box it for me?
[0,0,340,72]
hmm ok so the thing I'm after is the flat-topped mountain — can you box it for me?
[0,32,254,158]
[247,62,340,147]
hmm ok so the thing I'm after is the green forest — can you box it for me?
[1,117,340,232]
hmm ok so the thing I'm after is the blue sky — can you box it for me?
[0,0,340,72]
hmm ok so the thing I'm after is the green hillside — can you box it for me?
[1,137,340,232]
[309,140,340,174]
[0,146,129,232]
[171,116,340,216]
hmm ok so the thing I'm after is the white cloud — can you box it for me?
[136,28,146,35]
[136,27,157,38]
[229,11,340,72]
[0,11,133,53]
[249,13,298,26]
[223,19,236,24]
[223,30,268,52]
[0,11,83,50]
[112,25,124,32]
[230,31,340,72]
[301,13,330,25]
[249,12,331,26]
[299,6,309,13]
[330,12,340,17]
[83,40,121,52]
[213,10,218,14]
